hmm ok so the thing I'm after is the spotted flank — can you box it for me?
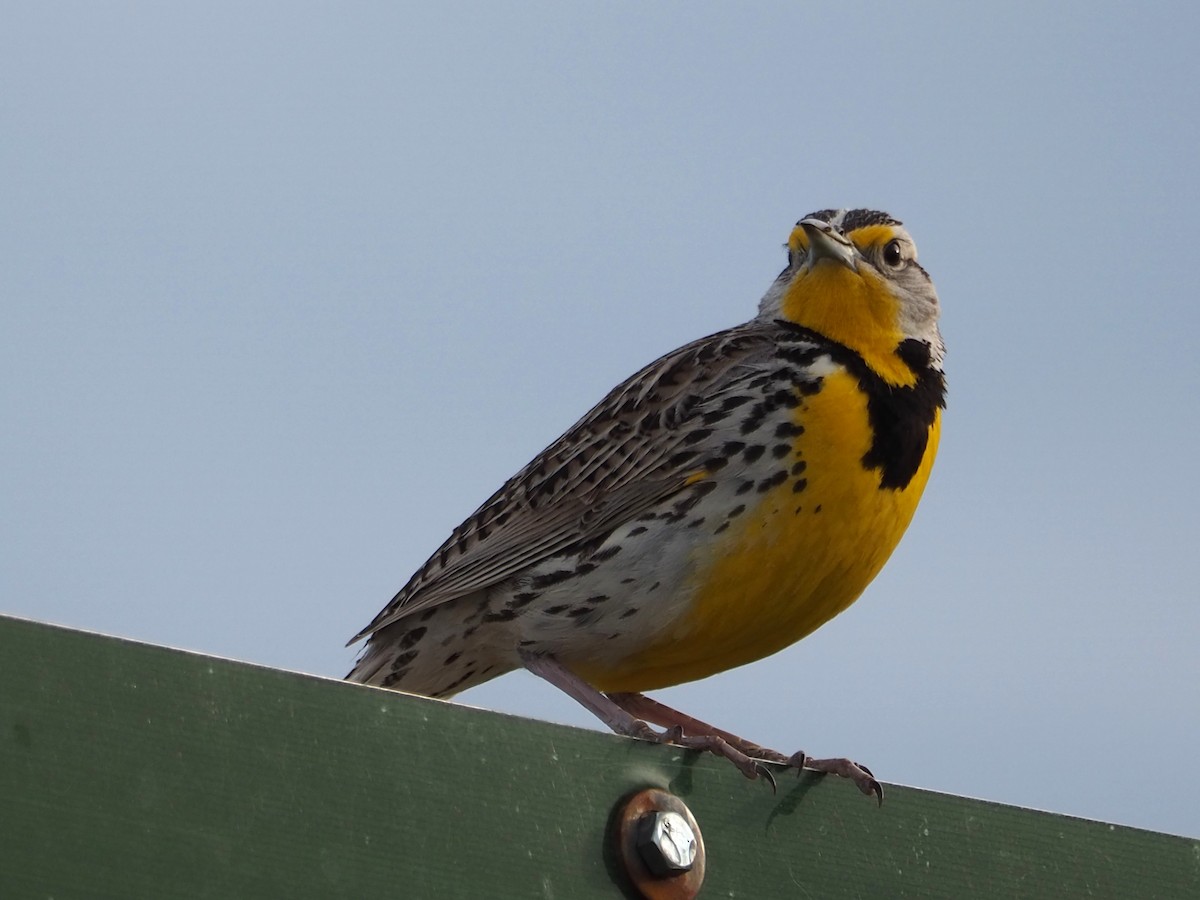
[347,209,946,797]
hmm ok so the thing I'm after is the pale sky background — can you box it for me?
[4,4,1198,839]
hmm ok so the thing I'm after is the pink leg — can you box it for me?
[520,653,776,786]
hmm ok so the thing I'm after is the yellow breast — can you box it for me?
[589,370,941,692]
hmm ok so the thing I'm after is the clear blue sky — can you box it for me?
[4,4,1198,839]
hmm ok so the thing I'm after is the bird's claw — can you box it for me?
[802,756,885,805]
[656,724,684,744]
[653,726,775,791]
[755,762,778,794]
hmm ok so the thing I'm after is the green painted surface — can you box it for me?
[0,614,1196,899]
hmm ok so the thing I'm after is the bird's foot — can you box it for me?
[789,751,884,805]
[653,724,777,789]
[519,655,880,801]
[609,691,882,802]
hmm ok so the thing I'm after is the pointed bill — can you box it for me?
[799,217,858,270]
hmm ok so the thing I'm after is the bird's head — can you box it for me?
[757,208,944,387]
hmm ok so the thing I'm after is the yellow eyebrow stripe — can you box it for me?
[847,224,897,250]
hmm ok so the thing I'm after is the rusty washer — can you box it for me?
[614,788,706,899]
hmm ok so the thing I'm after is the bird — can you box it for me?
[347,208,945,799]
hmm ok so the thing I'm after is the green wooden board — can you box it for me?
[1,614,1196,898]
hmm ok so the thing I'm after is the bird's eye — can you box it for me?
[882,239,905,268]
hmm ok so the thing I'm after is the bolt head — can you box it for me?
[636,810,698,876]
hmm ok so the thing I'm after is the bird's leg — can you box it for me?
[520,652,659,742]
[519,653,774,784]
[608,691,884,804]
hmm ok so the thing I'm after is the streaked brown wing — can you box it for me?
[348,322,779,644]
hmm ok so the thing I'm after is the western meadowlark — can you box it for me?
[348,209,945,799]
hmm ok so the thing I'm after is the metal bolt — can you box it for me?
[615,788,705,898]
[636,809,698,876]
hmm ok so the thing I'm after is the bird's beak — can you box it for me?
[799,218,858,271]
